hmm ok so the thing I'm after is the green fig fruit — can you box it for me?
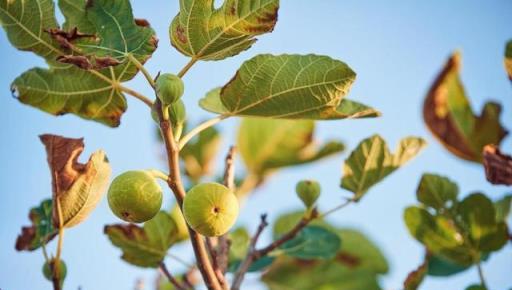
[183,183,239,237]
[42,259,67,282]
[155,73,184,104]
[296,180,321,208]
[108,170,163,223]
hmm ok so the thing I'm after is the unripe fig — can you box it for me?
[155,73,184,104]
[108,170,163,223]
[42,259,67,282]
[296,180,321,208]
[183,183,239,237]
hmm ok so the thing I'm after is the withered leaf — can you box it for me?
[40,134,111,228]
[483,145,512,186]
[423,52,507,163]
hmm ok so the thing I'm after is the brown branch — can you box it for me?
[218,146,236,274]
[156,100,222,290]
[231,209,319,290]
[159,262,187,290]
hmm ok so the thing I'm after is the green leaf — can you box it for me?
[341,135,426,200]
[200,54,380,119]
[1,0,157,126]
[404,206,474,265]
[272,211,330,239]
[170,0,279,61]
[505,40,512,81]
[337,229,389,274]
[403,258,428,290]
[15,199,57,251]
[180,124,221,183]
[465,285,487,290]
[494,194,512,222]
[427,254,470,277]
[238,118,344,178]
[104,211,178,268]
[423,52,507,162]
[416,173,458,211]
[458,193,508,252]
[40,134,111,228]
[226,227,275,272]
[276,226,341,260]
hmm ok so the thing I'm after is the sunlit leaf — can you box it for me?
[275,226,341,260]
[494,194,512,222]
[458,193,508,252]
[180,124,221,183]
[40,134,111,228]
[423,52,507,162]
[238,118,344,181]
[416,173,458,211]
[170,0,279,61]
[104,211,178,268]
[0,0,157,126]
[482,145,512,186]
[341,135,426,200]
[200,54,380,119]
[505,40,512,81]
[15,199,57,251]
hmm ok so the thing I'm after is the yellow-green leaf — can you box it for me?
[170,0,279,61]
[200,54,380,119]
[15,199,57,251]
[40,134,111,228]
[416,173,458,211]
[1,0,157,126]
[238,118,344,178]
[423,52,507,162]
[104,211,179,268]
[341,135,426,200]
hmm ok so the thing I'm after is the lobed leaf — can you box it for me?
[494,194,512,222]
[199,54,380,119]
[423,52,507,162]
[237,118,344,183]
[482,145,512,186]
[40,134,111,228]
[1,0,157,126]
[104,211,179,268]
[15,199,57,251]
[170,0,279,61]
[416,173,458,211]
[341,135,426,200]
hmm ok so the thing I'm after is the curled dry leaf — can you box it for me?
[40,134,111,228]
[423,52,507,163]
[483,145,512,186]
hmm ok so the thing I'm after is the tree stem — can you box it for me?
[127,53,156,88]
[52,198,65,290]
[119,85,154,108]
[177,58,198,78]
[476,261,487,289]
[160,262,187,290]
[179,115,227,150]
[157,102,222,290]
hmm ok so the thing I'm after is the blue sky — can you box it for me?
[1,0,511,289]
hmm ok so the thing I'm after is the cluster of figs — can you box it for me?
[107,74,322,237]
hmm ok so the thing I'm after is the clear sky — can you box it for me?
[1,1,511,289]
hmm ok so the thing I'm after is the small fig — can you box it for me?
[155,73,184,104]
[183,183,239,237]
[296,180,321,208]
[108,170,163,223]
[42,259,67,282]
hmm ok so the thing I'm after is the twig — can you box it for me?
[319,197,355,218]
[155,100,222,290]
[476,261,487,289]
[119,85,154,108]
[52,198,65,290]
[218,146,236,274]
[177,58,198,78]
[159,262,186,290]
[127,53,156,88]
[178,115,228,150]
[231,214,269,290]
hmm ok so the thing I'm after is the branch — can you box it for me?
[159,262,186,290]
[127,53,156,88]
[51,198,65,290]
[178,115,227,150]
[218,146,236,274]
[177,57,199,78]
[119,85,153,108]
[231,214,269,290]
[155,100,222,290]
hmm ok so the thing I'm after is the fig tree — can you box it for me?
[296,180,321,208]
[183,183,239,237]
[108,170,163,223]
[155,73,184,104]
